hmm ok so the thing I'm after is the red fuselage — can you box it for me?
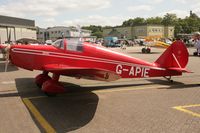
[10,40,181,80]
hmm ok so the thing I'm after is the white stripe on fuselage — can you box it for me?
[12,48,166,71]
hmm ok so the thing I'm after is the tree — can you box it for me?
[132,17,146,25]
[82,25,103,38]
[122,19,133,26]
[92,31,103,38]
[161,13,178,26]
[146,17,163,25]
[174,18,188,36]
[122,17,146,26]
[185,14,200,33]
[174,12,200,36]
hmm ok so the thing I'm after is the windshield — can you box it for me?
[66,38,83,52]
[52,39,64,49]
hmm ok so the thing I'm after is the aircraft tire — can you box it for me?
[146,48,151,53]
[142,48,146,53]
[35,74,51,88]
[193,52,198,56]
[42,79,65,95]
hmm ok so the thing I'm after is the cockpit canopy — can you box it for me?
[52,38,83,52]
[53,39,64,49]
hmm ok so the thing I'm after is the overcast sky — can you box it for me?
[0,0,199,28]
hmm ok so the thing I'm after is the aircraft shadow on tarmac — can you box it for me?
[147,79,200,89]
[12,77,164,132]
[13,78,98,132]
[0,62,19,72]
[189,55,200,57]
[127,52,161,54]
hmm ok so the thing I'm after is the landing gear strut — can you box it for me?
[164,76,173,83]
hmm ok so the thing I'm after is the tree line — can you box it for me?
[82,12,200,38]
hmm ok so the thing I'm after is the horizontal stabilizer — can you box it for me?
[167,67,192,73]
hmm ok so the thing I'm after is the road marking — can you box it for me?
[1,81,15,84]
[0,89,17,93]
[92,84,168,93]
[27,96,47,100]
[22,98,56,133]
[0,61,6,63]
[173,104,200,118]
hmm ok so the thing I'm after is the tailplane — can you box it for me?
[155,40,189,72]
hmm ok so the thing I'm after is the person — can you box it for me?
[120,40,126,50]
[194,32,200,56]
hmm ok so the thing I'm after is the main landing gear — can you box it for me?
[141,47,151,53]
[163,76,174,83]
[35,71,51,88]
[193,51,200,56]
[35,71,65,96]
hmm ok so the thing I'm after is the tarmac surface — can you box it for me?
[0,46,200,133]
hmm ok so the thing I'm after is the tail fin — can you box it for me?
[155,40,189,72]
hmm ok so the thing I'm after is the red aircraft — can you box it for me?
[6,38,189,95]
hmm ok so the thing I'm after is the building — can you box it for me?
[37,26,92,42]
[0,15,36,43]
[103,27,133,39]
[103,25,174,40]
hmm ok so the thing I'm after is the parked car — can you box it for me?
[103,37,121,47]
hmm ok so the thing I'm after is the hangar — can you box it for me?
[0,15,36,44]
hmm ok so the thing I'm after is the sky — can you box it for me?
[0,0,199,28]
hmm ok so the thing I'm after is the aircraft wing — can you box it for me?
[146,41,170,48]
[43,64,121,81]
[154,41,170,48]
